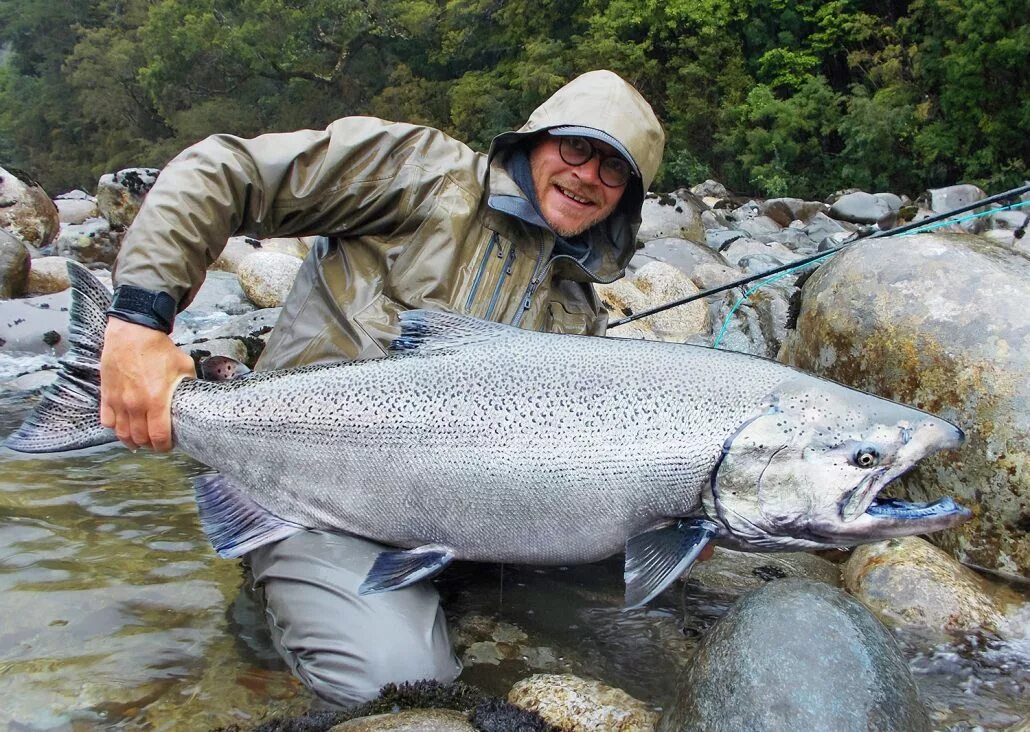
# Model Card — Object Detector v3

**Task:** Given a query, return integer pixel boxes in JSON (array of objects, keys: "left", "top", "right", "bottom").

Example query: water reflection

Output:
[{"left": 0, "top": 440, "right": 308, "bottom": 729}]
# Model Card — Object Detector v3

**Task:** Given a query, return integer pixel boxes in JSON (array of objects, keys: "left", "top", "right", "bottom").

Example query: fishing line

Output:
[{"left": 710, "top": 197, "right": 1029, "bottom": 348}]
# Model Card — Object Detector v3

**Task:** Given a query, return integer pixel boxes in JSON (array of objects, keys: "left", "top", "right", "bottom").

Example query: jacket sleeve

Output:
[{"left": 113, "top": 117, "right": 445, "bottom": 305}]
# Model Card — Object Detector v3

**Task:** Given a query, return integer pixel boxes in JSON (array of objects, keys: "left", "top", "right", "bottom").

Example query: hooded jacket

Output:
[{"left": 113, "top": 70, "right": 665, "bottom": 370}]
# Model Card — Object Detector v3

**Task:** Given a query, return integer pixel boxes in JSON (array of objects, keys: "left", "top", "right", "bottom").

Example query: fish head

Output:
[{"left": 704, "top": 375, "right": 970, "bottom": 551}]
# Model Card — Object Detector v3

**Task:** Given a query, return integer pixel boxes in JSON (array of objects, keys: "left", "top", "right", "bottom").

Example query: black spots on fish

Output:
[
  {"left": 42, "top": 330, "right": 61, "bottom": 347},
  {"left": 753, "top": 565, "right": 788, "bottom": 581}
]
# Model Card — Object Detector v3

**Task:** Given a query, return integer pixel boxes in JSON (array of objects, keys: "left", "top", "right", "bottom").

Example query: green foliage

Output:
[{"left": 0, "top": 0, "right": 1025, "bottom": 197}]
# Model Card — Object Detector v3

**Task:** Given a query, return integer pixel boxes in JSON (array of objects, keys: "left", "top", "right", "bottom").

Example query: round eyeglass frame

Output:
[{"left": 556, "top": 136, "right": 634, "bottom": 188}]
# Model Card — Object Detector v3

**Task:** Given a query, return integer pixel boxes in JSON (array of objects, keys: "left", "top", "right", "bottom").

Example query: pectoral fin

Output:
[
  {"left": 194, "top": 473, "right": 304, "bottom": 558},
  {"left": 624, "top": 518, "right": 720, "bottom": 609},
  {"left": 358, "top": 544, "right": 456, "bottom": 595}
]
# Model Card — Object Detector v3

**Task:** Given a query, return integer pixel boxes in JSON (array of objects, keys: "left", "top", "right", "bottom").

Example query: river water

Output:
[{"left": 0, "top": 369, "right": 1027, "bottom": 730}]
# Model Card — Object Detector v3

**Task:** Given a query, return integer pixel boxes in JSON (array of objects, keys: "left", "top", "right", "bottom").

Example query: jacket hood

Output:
[{"left": 487, "top": 70, "right": 665, "bottom": 283}]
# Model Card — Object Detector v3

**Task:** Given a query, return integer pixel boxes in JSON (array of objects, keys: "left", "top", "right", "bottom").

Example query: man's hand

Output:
[{"left": 100, "top": 318, "right": 195, "bottom": 452}]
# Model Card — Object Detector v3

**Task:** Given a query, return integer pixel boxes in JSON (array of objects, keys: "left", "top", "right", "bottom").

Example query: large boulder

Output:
[
  {"left": 637, "top": 193, "right": 706, "bottom": 244},
  {"left": 843, "top": 537, "right": 1025, "bottom": 636},
  {"left": 0, "top": 228, "right": 30, "bottom": 298},
  {"left": 0, "top": 166, "right": 60, "bottom": 248},
  {"left": 660, "top": 579, "right": 930, "bottom": 731},
  {"left": 779, "top": 233, "right": 1030, "bottom": 576},
  {"left": 921, "top": 184, "right": 988, "bottom": 233},
  {"left": 95, "top": 168, "right": 160, "bottom": 229}
]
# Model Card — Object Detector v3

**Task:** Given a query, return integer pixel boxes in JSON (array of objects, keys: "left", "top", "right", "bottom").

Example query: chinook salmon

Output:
[{"left": 6, "top": 262, "right": 971, "bottom": 607}]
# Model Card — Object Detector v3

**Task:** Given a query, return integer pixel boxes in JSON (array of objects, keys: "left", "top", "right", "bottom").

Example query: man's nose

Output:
[{"left": 572, "top": 156, "right": 603, "bottom": 185}]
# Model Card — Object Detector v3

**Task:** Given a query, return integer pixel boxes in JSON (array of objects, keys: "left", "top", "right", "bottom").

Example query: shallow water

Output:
[{"left": 1, "top": 385, "right": 1027, "bottom": 730}]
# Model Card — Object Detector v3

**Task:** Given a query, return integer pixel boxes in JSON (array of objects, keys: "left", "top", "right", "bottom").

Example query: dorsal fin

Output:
[{"left": 389, "top": 309, "right": 516, "bottom": 355}]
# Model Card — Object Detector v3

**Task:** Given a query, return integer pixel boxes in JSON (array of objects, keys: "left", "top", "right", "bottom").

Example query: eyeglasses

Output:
[{"left": 557, "top": 136, "right": 634, "bottom": 188}]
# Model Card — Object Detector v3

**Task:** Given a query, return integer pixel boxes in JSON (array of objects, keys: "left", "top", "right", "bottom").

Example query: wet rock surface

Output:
[
  {"left": 660, "top": 579, "right": 931, "bottom": 732},
  {"left": 843, "top": 537, "right": 1025, "bottom": 636},
  {"left": 508, "top": 674, "right": 658, "bottom": 731},
  {"left": 779, "top": 233, "right": 1030, "bottom": 576}
]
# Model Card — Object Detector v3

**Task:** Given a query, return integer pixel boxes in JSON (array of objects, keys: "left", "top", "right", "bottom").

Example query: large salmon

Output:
[{"left": 6, "top": 262, "right": 970, "bottom": 606}]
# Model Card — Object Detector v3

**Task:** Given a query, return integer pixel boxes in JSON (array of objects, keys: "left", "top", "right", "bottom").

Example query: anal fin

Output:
[
  {"left": 624, "top": 518, "right": 720, "bottom": 609},
  {"left": 358, "top": 544, "right": 456, "bottom": 595},
  {"left": 194, "top": 472, "right": 304, "bottom": 558}
]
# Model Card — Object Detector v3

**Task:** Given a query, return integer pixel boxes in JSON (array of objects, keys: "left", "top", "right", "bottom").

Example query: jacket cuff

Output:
[{"left": 106, "top": 285, "right": 178, "bottom": 334}]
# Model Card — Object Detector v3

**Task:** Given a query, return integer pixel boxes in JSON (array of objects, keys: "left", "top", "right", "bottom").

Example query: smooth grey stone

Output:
[
  {"left": 660, "top": 579, "right": 930, "bottom": 732},
  {"left": 829, "top": 191, "right": 893, "bottom": 225}
]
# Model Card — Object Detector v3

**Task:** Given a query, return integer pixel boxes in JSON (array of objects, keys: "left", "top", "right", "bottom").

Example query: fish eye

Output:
[{"left": 852, "top": 446, "right": 880, "bottom": 468}]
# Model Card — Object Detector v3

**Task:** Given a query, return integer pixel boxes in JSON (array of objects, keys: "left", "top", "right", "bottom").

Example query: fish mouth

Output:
[{"left": 828, "top": 480, "right": 971, "bottom": 541}]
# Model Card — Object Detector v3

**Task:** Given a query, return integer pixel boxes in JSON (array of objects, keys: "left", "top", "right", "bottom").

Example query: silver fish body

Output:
[{"left": 6, "top": 263, "right": 971, "bottom": 606}]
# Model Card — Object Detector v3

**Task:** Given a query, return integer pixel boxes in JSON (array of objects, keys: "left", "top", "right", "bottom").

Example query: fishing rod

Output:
[{"left": 607, "top": 183, "right": 1030, "bottom": 329}]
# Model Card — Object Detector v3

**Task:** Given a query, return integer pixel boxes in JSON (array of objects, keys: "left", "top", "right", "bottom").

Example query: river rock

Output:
[
  {"left": 719, "top": 237, "right": 797, "bottom": 270},
  {"left": 50, "top": 218, "right": 121, "bottom": 265},
  {"left": 690, "top": 180, "right": 731, "bottom": 199},
  {"left": 627, "top": 237, "right": 728, "bottom": 277},
  {"left": 843, "top": 537, "right": 1024, "bottom": 635},
  {"left": 26, "top": 256, "right": 74, "bottom": 295},
  {"left": 0, "top": 166, "right": 60, "bottom": 248},
  {"left": 829, "top": 191, "right": 895, "bottom": 225},
  {"left": 96, "top": 168, "right": 160, "bottom": 229},
  {"left": 659, "top": 579, "right": 930, "bottom": 732},
  {"left": 637, "top": 193, "right": 706, "bottom": 244},
  {"left": 210, "top": 236, "right": 261, "bottom": 273},
  {"left": 237, "top": 251, "right": 303, "bottom": 308},
  {"left": 687, "top": 547, "right": 842, "bottom": 598},
  {"left": 764, "top": 198, "right": 828, "bottom": 224},
  {"left": 331, "top": 708, "right": 476, "bottom": 731},
  {"left": 508, "top": 674, "right": 658, "bottom": 732},
  {"left": 922, "top": 184, "right": 988, "bottom": 233},
  {"left": 54, "top": 191, "right": 99, "bottom": 224},
  {"left": 599, "top": 261, "right": 709, "bottom": 342},
  {"left": 779, "top": 233, "right": 1030, "bottom": 576},
  {"left": 1, "top": 228, "right": 30, "bottom": 298}
]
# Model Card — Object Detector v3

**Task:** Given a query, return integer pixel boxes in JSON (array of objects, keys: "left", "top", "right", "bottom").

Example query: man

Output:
[{"left": 100, "top": 69, "right": 665, "bottom": 706}]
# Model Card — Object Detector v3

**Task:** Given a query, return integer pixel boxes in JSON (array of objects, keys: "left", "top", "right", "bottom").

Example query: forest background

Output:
[{"left": 0, "top": 0, "right": 1026, "bottom": 199}]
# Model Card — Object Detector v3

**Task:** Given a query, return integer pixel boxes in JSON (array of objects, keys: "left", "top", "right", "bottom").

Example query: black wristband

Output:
[{"left": 107, "top": 285, "right": 178, "bottom": 334}]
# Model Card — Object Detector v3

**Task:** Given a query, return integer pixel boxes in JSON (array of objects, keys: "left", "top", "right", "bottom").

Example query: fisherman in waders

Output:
[{"left": 99, "top": 70, "right": 670, "bottom": 706}]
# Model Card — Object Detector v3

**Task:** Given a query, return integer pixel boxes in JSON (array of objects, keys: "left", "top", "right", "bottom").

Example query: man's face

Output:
[{"left": 529, "top": 136, "right": 627, "bottom": 237}]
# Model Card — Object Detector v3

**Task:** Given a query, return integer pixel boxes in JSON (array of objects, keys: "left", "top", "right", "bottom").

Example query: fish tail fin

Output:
[
  {"left": 194, "top": 473, "right": 304, "bottom": 557},
  {"left": 5, "top": 261, "right": 118, "bottom": 453}
]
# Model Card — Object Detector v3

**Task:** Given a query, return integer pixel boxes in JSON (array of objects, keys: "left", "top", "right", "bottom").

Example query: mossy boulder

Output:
[{"left": 779, "top": 233, "right": 1030, "bottom": 576}]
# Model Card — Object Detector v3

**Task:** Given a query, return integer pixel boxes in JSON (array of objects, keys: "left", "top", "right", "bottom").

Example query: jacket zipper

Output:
[
  {"left": 485, "top": 243, "right": 517, "bottom": 320},
  {"left": 464, "top": 232, "right": 499, "bottom": 312},
  {"left": 511, "top": 240, "right": 548, "bottom": 327}
]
